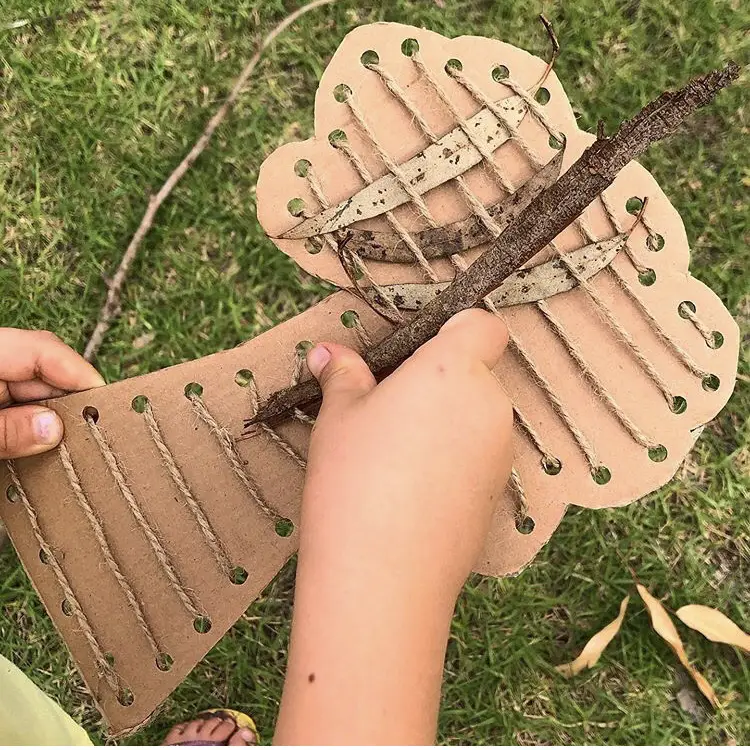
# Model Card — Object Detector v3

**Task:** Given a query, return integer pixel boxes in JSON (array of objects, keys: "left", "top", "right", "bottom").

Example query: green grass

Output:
[{"left": 1, "top": 0, "right": 748, "bottom": 744}]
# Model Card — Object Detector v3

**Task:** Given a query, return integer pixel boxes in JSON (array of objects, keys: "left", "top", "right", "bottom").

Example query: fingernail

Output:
[
  {"left": 33, "top": 410, "right": 63, "bottom": 446},
  {"left": 307, "top": 344, "right": 331, "bottom": 379},
  {"left": 240, "top": 729, "right": 256, "bottom": 742}
]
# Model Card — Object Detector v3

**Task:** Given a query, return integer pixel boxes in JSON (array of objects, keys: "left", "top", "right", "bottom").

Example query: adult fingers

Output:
[
  {"left": 0, "top": 405, "right": 64, "bottom": 459},
  {"left": 0, "top": 328, "right": 104, "bottom": 398}
]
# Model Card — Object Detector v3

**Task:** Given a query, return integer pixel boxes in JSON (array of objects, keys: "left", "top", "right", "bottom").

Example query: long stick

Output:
[
  {"left": 246, "top": 61, "right": 739, "bottom": 428},
  {"left": 83, "top": 0, "right": 339, "bottom": 363}
]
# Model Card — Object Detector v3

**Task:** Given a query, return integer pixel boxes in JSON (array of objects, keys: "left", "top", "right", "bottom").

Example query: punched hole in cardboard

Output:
[
  {"left": 305, "top": 237, "right": 323, "bottom": 255},
  {"left": 329, "top": 130, "right": 350, "bottom": 152},
  {"left": 184, "top": 382, "right": 204, "bottom": 399},
  {"left": 515, "top": 515, "right": 535, "bottom": 535},
  {"left": 333, "top": 83, "right": 352, "bottom": 103},
  {"left": 671, "top": 395, "right": 688, "bottom": 414},
  {"left": 646, "top": 232, "right": 665, "bottom": 251},
  {"left": 592, "top": 466, "right": 612, "bottom": 485},
  {"left": 542, "top": 456, "right": 562, "bottom": 475},
  {"left": 104, "top": 652, "right": 115, "bottom": 667},
  {"left": 235, "top": 370, "right": 254, "bottom": 388},
  {"left": 360, "top": 49, "right": 379, "bottom": 67},
  {"left": 193, "top": 616, "right": 212, "bottom": 634},
  {"left": 296, "top": 340, "right": 313, "bottom": 357},
  {"left": 401, "top": 38, "right": 419, "bottom": 57},
  {"left": 131, "top": 395, "right": 149, "bottom": 414},
  {"left": 535, "top": 87, "right": 550, "bottom": 105},
  {"left": 275, "top": 518, "right": 294, "bottom": 537},
  {"left": 118, "top": 688, "right": 134, "bottom": 707},
  {"left": 445, "top": 58, "right": 463, "bottom": 75},
  {"left": 287, "top": 198, "right": 306, "bottom": 218},
  {"left": 5, "top": 484, "right": 19, "bottom": 503},
  {"left": 638, "top": 268, "right": 656, "bottom": 286},
  {"left": 39, "top": 548, "right": 51, "bottom": 564},
  {"left": 492, "top": 64, "right": 510, "bottom": 82},
  {"left": 82, "top": 405, "right": 99, "bottom": 424},
  {"left": 156, "top": 652, "right": 174, "bottom": 672},
  {"left": 648, "top": 444, "right": 668, "bottom": 463},
  {"left": 678, "top": 300, "right": 696, "bottom": 318},
  {"left": 702, "top": 374, "right": 720, "bottom": 392},
  {"left": 61, "top": 599, "right": 73, "bottom": 616},
  {"left": 626, "top": 196, "right": 644, "bottom": 215},
  {"left": 294, "top": 158, "right": 311, "bottom": 178},
  {"left": 230, "top": 566, "right": 248, "bottom": 585},
  {"left": 340, "top": 310, "right": 360, "bottom": 328}
]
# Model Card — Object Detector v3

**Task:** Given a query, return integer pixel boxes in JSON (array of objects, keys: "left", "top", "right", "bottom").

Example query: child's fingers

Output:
[
  {"left": 307, "top": 342, "right": 377, "bottom": 413},
  {"left": 425, "top": 308, "right": 509, "bottom": 370},
  {"left": 7, "top": 378, "right": 67, "bottom": 403},
  {"left": 0, "top": 405, "right": 64, "bottom": 459},
  {"left": 0, "top": 328, "right": 105, "bottom": 398}
]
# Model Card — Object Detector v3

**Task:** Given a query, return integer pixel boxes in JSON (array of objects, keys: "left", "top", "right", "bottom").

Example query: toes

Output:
[
  {"left": 163, "top": 723, "right": 188, "bottom": 744},
  {"left": 201, "top": 717, "right": 225, "bottom": 737},
  {"left": 209, "top": 718, "right": 237, "bottom": 742},
  {"left": 171, "top": 718, "right": 205, "bottom": 743},
  {"left": 228, "top": 727, "right": 257, "bottom": 746}
]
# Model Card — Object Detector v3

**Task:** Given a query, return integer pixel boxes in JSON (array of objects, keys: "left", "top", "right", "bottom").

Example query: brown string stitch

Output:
[
  {"left": 85, "top": 414, "right": 204, "bottom": 619},
  {"left": 141, "top": 403, "right": 235, "bottom": 577},
  {"left": 6, "top": 460, "right": 124, "bottom": 696},
  {"left": 189, "top": 393, "right": 282, "bottom": 522},
  {"left": 58, "top": 441, "right": 162, "bottom": 659}
]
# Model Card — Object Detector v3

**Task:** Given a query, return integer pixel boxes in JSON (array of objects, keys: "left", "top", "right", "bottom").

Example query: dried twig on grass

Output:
[
  {"left": 83, "top": 0, "right": 339, "bottom": 362},
  {"left": 247, "top": 62, "right": 740, "bottom": 428}
]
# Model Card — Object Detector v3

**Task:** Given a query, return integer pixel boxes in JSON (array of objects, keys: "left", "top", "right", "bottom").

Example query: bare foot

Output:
[{"left": 163, "top": 714, "right": 256, "bottom": 746}]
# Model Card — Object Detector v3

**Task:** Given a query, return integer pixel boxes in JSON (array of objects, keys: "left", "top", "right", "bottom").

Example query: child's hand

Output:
[
  {"left": 277, "top": 309, "right": 512, "bottom": 744},
  {"left": 0, "top": 328, "right": 104, "bottom": 459},
  {"left": 302, "top": 307, "right": 512, "bottom": 605}
]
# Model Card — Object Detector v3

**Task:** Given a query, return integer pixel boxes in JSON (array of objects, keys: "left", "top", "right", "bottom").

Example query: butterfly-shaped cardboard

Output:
[{"left": 0, "top": 22, "right": 739, "bottom": 735}]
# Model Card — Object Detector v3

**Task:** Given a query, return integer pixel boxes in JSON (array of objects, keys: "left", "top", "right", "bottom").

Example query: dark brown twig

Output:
[
  {"left": 534, "top": 14, "right": 561, "bottom": 90},
  {"left": 83, "top": 0, "right": 339, "bottom": 362},
  {"left": 245, "top": 62, "right": 739, "bottom": 429}
]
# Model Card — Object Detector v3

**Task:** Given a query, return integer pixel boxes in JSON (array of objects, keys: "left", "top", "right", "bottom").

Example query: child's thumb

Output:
[{"left": 307, "top": 342, "right": 376, "bottom": 412}]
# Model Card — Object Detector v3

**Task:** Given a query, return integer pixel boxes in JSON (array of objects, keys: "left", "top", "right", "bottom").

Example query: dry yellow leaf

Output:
[
  {"left": 636, "top": 584, "right": 719, "bottom": 707},
  {"left": 676, "top": 604, "right": 750, "bottom": 653},
  {"left": 555, "top": 596, "right": 629, "bottom": 678}
]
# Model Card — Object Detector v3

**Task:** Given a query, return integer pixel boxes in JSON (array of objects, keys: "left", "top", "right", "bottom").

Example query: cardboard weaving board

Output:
[{"left": 0, "top": 22, "right": 740, "bottom": 735}]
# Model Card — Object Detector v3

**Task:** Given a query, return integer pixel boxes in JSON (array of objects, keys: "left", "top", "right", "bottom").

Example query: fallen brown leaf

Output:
[
  {"left": 555, "top": 596, "right": 629, "bottom": 677},
  {"left": 637, "top": 584, "right": 719, "bottom": 707},
  {"left": 676, "top": 604, "right": 750, "bottom": 653}
]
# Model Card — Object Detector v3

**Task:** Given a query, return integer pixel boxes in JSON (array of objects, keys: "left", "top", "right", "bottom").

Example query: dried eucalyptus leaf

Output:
[
  {"left": 340, "top": 153, "right": 562, "bottom": 262},
  {"left": 281, "top": 97, "right": 527, "bottom": 239},
  {"left": 676, "top": 604, "right": 750, "bottom": 653},
  {"left": 637, "top": 584, "right": 719, "bottom": 708},
  {"left": 365, "top": 234, "right": 625, "bottom": 311},
  {"left": 555, "top": 596, "right": 629, "bottom": 678}
]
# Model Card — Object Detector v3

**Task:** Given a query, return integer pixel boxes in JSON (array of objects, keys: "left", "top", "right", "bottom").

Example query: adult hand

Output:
[{"left": 0, "top": 329, "right": 104, "bottom": 459}]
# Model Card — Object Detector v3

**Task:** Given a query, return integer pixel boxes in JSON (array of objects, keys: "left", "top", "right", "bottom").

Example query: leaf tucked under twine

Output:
[
  {"left": 676, "top": 604, "right": 750, "bottom": 653},
  {"left": 636, "top": 584, "right": 719, "bottom": 707},
  {"left": 555, "top": 596, "right": 629, "bottom": 677}
]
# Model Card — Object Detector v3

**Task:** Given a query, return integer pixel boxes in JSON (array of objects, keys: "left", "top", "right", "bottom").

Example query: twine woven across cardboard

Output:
[{"left": 0, "top": 23, "right": 739, "bottom": 735}]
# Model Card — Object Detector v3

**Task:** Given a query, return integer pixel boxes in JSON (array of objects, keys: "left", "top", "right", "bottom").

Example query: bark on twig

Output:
[
  {"left": 83, "top": 0, "right": 339, "bottom": 363},
  {"left": 246, "top": 61, "right": 739, "bottom": 429}
]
